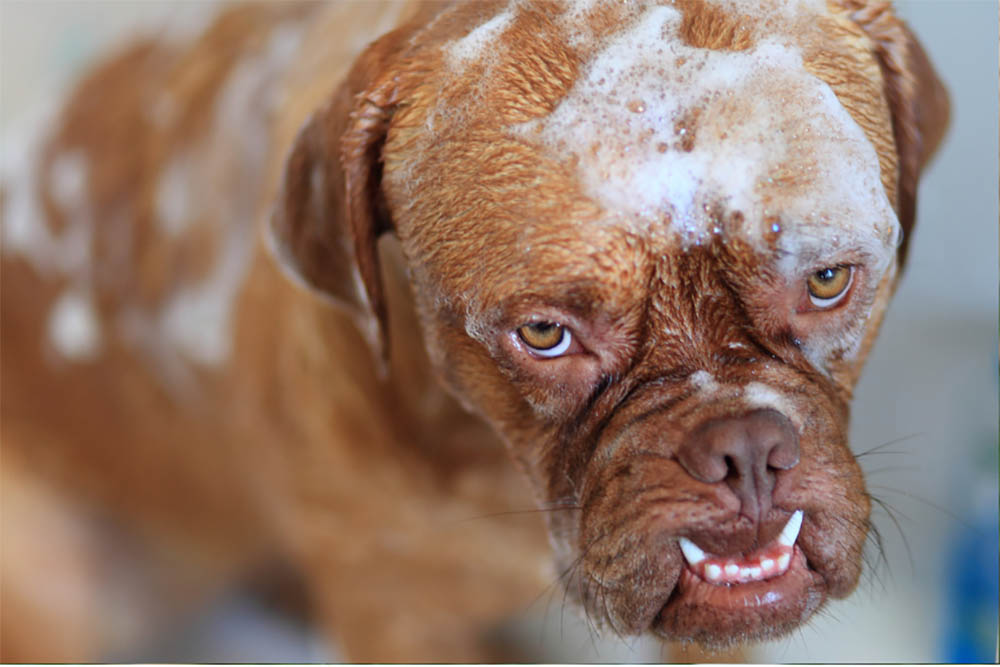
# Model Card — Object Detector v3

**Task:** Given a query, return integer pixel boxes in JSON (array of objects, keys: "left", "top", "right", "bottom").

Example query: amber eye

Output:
[
  {"left": 517, "top": 322, "right": 571, "bottom": 357},
  {"left": 807, "top": 266, "right": 853, "bottom": 308}
]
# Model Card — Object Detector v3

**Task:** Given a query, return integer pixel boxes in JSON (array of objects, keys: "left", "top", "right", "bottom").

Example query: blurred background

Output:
[{"left": 2, "top": 0, "right": 997, "bottom": 662}]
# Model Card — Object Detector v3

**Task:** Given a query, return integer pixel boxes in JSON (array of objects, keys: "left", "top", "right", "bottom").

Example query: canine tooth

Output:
[
  {"left": 706, "top": 564, "right": 722, "bottom": 581},
  {"left": 778, "top": 509, "right": 803, "bottom": 547},
  {"left": 724, "top": 563, "right": 739, "bottom": 577},
  {"left": 678, "top": 537, "right": 706, "bottom": 565},
  {"left": 777, "top": 553, "right": 791, "bottom": 571}
]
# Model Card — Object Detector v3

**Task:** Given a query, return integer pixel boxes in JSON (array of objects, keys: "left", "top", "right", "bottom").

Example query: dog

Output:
[{"left": 0, "top": 0, "right": 948, "bottom": 661}]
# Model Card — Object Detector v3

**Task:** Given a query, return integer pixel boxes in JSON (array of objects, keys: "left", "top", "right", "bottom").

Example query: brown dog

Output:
[{"left": 0, "top": 0, "right": 948, "bottom": 661}]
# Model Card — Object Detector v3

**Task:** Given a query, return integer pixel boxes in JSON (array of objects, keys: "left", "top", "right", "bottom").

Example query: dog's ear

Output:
[
  {"left": 844, "top": 2, "right": 950, "bottom": 267},
  {"left": 268, "top": 27, "right": 413, "bottom": 367}
]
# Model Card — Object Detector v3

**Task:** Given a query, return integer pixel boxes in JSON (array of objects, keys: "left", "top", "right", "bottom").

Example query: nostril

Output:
[
  {"left": 690, "top": 453, "right": 728, "bottom": 484},
  {"left": 758, "top": 413, "right": 800, "bottom": 471},
  {"left": 767, "top": 442, "right": 800, "bottom": 470}
]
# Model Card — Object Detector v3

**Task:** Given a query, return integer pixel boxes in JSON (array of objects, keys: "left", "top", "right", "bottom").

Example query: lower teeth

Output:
[{"left": 694, "top": 545, "right": 793, "bottom": 584}]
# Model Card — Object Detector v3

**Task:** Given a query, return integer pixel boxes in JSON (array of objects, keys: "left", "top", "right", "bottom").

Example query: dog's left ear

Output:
[
  {"left": 843, "top": 2, "right": 950, "bottom": 267},
  {"left": 268, "top": 25, "right": 416, "bottom": 368}
]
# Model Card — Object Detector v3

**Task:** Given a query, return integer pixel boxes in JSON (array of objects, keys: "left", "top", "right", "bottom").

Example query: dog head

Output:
[{"left": 270, "top": 0, "right": 948, "bottom": 646}]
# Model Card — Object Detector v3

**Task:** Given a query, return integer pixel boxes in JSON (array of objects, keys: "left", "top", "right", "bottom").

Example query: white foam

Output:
[
  {"left": 155, "top": 1, "right": 222, "bottom": 46},
  {"left": 2, "top": 12, "right": 308, "bottom": 377},
  {"left": 689, "top": 370, "right": 718, "bottom": 392},
  {"left": 159, "top": 222, "right": 254, "bottom": 366},
  {"left": 48, "top": 288, "right": 102, "bottom": 361},
  {"left": 49, "top": 150, "right": 89, "bottom": 213},
  {"left": 511, "top": 2, "right": 898, "bottom": 271},
  {"left": 147, "top": 20, "right": 304, "bottom": 369},
  {"left": 743, "top": 382, "right": 800, "bottom": 428},
  {"left": 155, "top": 152, "right": 195, "bottom": 237},
  {"left": 446, "top": 8, "right": 515, "bottom": 67},
  {"left": 98, "top": 20, "right": 304, "bottom": 376},
  {"left": 1, "top": 113, "right": 95, "bottom": 279},
  {"left": 261, "top": 23, "right": 305, "bottom": 112},
  {"left": 2, "top": 110, "right": 53, "bottom": 263},
  {"left": 704, "top": 0, "right": 825, "bottom": 22}
]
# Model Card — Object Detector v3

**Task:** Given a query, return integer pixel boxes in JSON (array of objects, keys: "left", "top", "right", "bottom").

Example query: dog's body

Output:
[{"left": 1, "top": 0, "right": 947, "bottom": 661}]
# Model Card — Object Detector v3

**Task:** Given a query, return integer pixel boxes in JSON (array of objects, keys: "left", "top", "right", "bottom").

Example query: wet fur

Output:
[{"left": 1, "top": 0, "right": 947, "bottom": 661}]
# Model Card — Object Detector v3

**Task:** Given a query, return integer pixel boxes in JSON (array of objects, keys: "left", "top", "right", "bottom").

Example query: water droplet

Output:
[{"left": 627, "top": 99, "right": 646, "bottom": 113}]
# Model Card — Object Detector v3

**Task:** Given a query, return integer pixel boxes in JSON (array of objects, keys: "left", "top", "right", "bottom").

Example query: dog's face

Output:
[{"left": 271, "top": 0, "right": 948, "bottom": 646}]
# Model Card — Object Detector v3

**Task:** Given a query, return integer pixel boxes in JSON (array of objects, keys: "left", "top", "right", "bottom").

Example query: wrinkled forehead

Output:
[{"left": 431, "top": 0, "right": 899, "bottom": 274}]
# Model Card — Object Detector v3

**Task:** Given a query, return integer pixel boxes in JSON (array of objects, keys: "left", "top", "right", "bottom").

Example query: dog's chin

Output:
[
  {"left": 565, "top": 525, "right": 852, "bottom": 647},
  {"left": 654, "top": 547, "right": 826, "bottom": 646}
]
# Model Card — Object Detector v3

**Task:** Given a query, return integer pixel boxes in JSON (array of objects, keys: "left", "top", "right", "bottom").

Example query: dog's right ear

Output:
[
  {"left": 268, "top": 26, "right": 414, "bottom": 366},
  {"left": 841, "top": 2, "right": 950, "bottom": 268}
]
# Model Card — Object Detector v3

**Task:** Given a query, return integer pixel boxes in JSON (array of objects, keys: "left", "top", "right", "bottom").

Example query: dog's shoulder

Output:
[{"left": 1, "top": 2, "right": 416, "bottom": 381}]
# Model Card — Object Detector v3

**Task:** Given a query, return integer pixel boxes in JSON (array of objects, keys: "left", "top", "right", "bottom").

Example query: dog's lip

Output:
[
  {"left": 650, "top": 510, "right": 826, "bottom": 640},
  {"left": 654, "top": 546, "right": 826, "bottom": 639}
]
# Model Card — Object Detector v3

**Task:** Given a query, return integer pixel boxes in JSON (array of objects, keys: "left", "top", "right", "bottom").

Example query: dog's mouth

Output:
[
  {"left": 678, "top": 510, "right": 802, "bottom": 585},
  {"left": 654, "top": 510, "right": 827, "bottom": 644}
]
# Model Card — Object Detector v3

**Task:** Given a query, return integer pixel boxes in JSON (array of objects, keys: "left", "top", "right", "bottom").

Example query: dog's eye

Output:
[
  {"left": 806, "top": 266, "right": 853, "bottom": 308},
  {"left": 517, "top": 322, "right": 572, "bottom": 357}
]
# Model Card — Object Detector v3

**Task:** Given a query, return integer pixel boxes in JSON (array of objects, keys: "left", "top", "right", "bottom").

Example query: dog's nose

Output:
[{"left": 678, "top": 409, "right": 800, "bottom": 522}]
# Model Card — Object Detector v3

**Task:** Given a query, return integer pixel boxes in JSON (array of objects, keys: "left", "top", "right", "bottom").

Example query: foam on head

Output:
[
  {"left": 446, "top": 8, "right": 516, "bottom": 67},
  {"left": 502, "top": 1, "right": 899, "bottom": 274}
]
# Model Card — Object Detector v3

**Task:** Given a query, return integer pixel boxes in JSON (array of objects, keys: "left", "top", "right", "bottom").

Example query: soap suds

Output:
[
  {"left": 150, "top": 19, "right": 307, "bottom": 382},
  {"left": 1, "top": 114, "right": 94, "bottom": 279},
  {"left": 48, "top": 288, "right": 102, "bottom": 361},
  {"left": 446, "top": 9, "right": 515, "bottom": 67},
  {"left": 743, "top": 382, "right": 800, "bottom": 429},
  {"left": 155, "top": 152, "right": 195, "bottom": 237},
  {"left": 510, "top": 1, "right": 898, "bottom": 275},
  {"left": 134, "top": 20, "right": 305, "bottom": 372},
  {"left": 4, "top": 18, "right": 305, "bottom": 377},
  {"left": 690, "top": 370, "right": 718, "bottom": 392},
  {"left": 49, "top": 150, "right": 90, "bottom": 214}
]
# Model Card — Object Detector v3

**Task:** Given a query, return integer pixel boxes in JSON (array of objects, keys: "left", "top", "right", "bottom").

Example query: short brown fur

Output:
[{"left": 1, "top": 1, "right": 947, "bottom": 661}]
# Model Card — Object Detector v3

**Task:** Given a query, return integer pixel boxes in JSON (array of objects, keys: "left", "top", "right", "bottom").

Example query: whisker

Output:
[
  {"left": 858, "top": 546, "right": 881, "bottom": 593},
  {"left": 853, "top": 432, "right": 925, "bottom": 459},
  {"left": 546, "top": 529, "right": 615, "bottom": 649},
  {"left": 869, "top": 485, "right": 975, "bottom": 531},
  {"left": 869, "top": 493, "right": 915, "bottom": 574},
  {"left": 813, "top": 603, "right": 844, "bottom": 627},
  {"left": 527, "top": 529, "right": 611, "bottom": 643},
  {"left": 454, "top": 504, "right": 582, "bottom": 524},
  {"left": 865, "top": 520, "right": 891, "bottom": 590},
  {"left": 598, "top": 584, "right": 624, "bottom": 645},
  {"left": 857, "top": 449, "right": 908, "bottom": 459},
  {"left": 576, "top": 576, "right": 601, "bottom": 656},
  {"left": 596, "top": 555, "right": 628, "bottom": 645},
  {"left": 863, "top": 464, "right": 921, "bottom": 477},
  {"left": 828, "top": 511, "right": 891, "bottom": 593}
]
